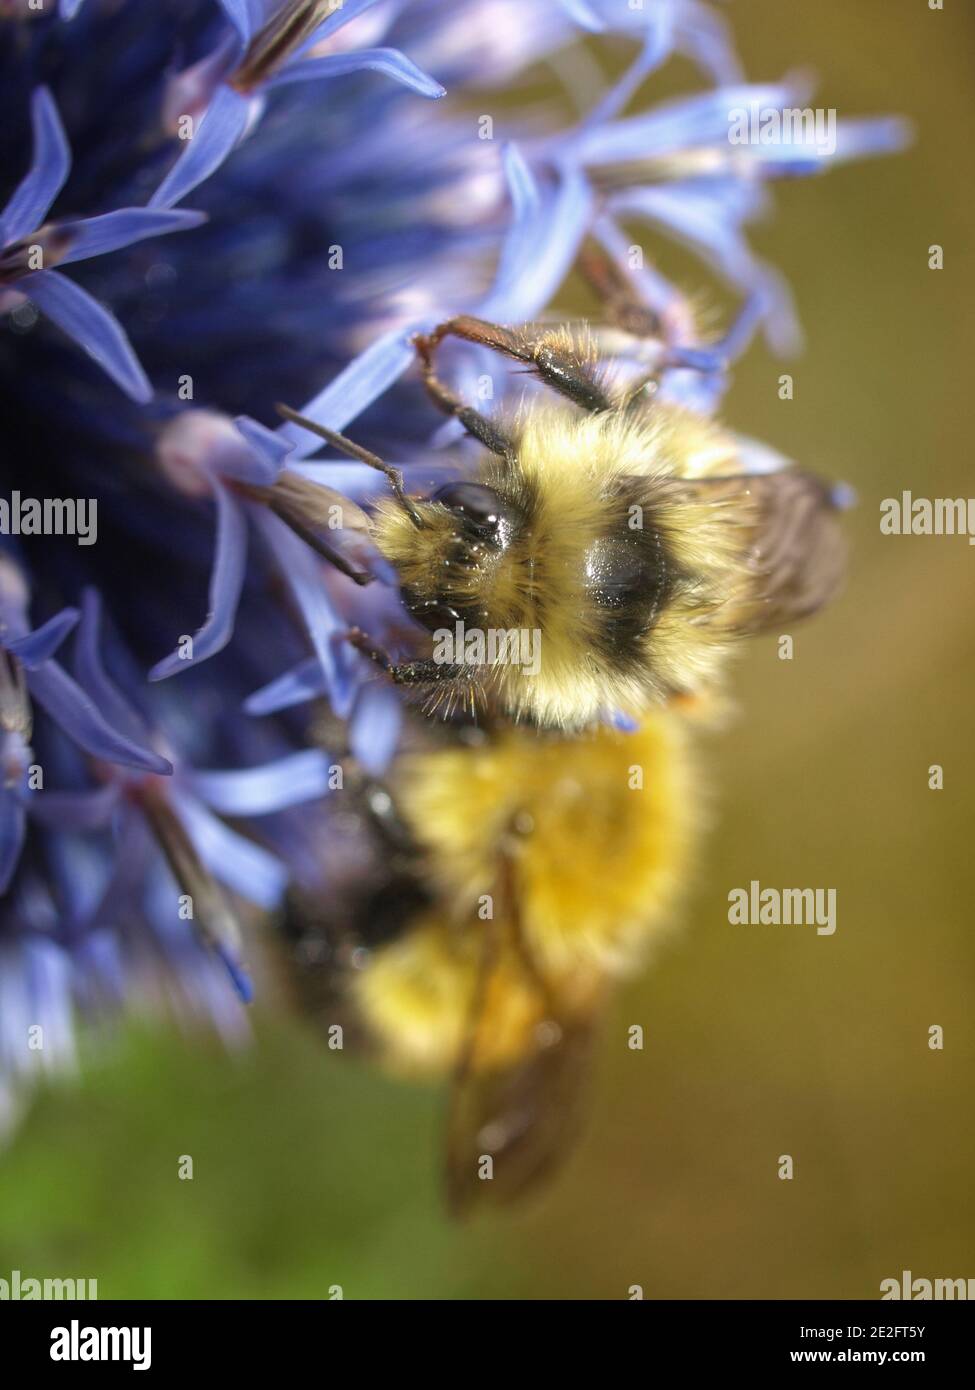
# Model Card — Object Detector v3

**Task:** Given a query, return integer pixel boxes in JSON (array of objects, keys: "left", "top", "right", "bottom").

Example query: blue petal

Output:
[
  {"left": 216, "top": 0, "right": 262, "bottom": 43},
  {"left": 605, "top": 709, "right": 639, "bottom": 733},
  {"left": 577, "top": 25, "right": 674, "bottom": 133},
  {"left": 330, "top": 639, "right": 367, "bottom": 722},
  {"left": 148, "top": 85, "right": 253, "bottom": 210},
  {"left": 5, "top": 606, "right": 78, "bottom": 668},
  {"left": 21, "top": 270, "right": 152, "bottom": 402},
  {"left": 674, "top": 2, "right": 743, "bottom": 86},
  {"left": 558, "top": 0, "right": 606, "bottom": 32},
  {"left": 349, "top": 682, "right": 403, "bottom": 776},
  {"left": 709, "top": 290, "right": 765, "bottom": 364},
  {"left": 663, "top": 345, "right": 725, "bottom": 374},
  {"left": 479, "top": 142, "right": 538, "bottom": 313},
  {"left": 287, "top": 461, "right": 382, "bottom": 496},
  {"left": 244, "top": 657, "right": 327, "bottom": 716},
  {"left": 28, "top": 785, "right": 122, "bottom": 832},
  {"left": 139, "top": 850, "right": 253, "bottom": 1005},
  {"left": 80, "top": 811, "right": 153, "bottom": 926},
  {"left": 19, "top": 937, "right": 75, "bottom": 1066},
  {"left": 0, "top": 88, "right": 70, "bottom": 247},
  {"left": 212, "top": 942, "right": 254, "bottom": 1005},
  {"left": 272, "top": 49, "right": 445, "bottom": 100},
  {"left": 46, "top": 833, "right": 111, "bottom": 923},
  {"left": 149, "top": 482, "right": 248, "bottom": 680},
  {"left": 593, "top": 213, "right": 687, "bottom": 324},
  {"left": 27, "top": 661, "right": 172, "bottom": 775},
  {"left": 75, "top": 589, "right": 155, "bottom": 745},
  {"left": 299, "top": 0, "right": 386, "bottom": 49},
  {"left": 173, "top": 793, "right": 289, "bottom": 909},
  {"left": 282, "top": 326, "right": 417, "bottom": 457},
  {"left": 829, "top": 117, "right": 912, "bottom": 163},
  {"left": 187, "top": 749, "right": 334, "bottom": 815},
  {"left": 60, "top": 0, "right": 86, "bottom": 16},
  {"left": 570, "top": 81, "right": 804, "bottom": 164},
  {"left": 610, "top": 184, "right": 801, "bottom": 353},
  {"left": 250, "top": 507, "right": 341, "bottom": 696},
  {"left": 74, "top": 930, "right": 126, "bottom": 1003},
  {"left": 480, "top": 160, "right": 592, "bottom": 321},
  {"left": 500, "top": 141, "right": 541, "bottom": 221},
  {"left": 731, "top": 117, "right": 912, "bottom": 177},
  {"left": 0, "top": 792, "right": 26, "bottom": 895},
  {"left": 232, "top": 414, "right": 293, "bottom": 481},
  {"left": 57, "top": 208, "right": 207, "bottom": 266}
]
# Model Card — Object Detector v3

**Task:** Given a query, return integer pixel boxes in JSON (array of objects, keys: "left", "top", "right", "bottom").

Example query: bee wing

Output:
[
  {"left": 673, "top": 467, "right": 848, "bottom": 632},
  {"left": 444, "top": 858, "right": 602, "bottom": 1216},
  {"left": 732, "top": 468, "right": 848, "bottom": 630},
  {"left": 444, "top": 993, "right": 597, "bottom": 1216}
]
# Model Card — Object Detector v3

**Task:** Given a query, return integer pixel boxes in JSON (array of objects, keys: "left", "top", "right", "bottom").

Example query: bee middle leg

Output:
[
  {"left": 346, "top": 628, "right": 464, "bottom": 687},
  {"left": 415, "top": 315, "right": 613, "bottom": 415},
  {"left": 577, "top": 240, "right": 664, "bottom": 343},
  {"left": 579, "top": 239, "right": 733, "bottom": 385},
  {"left": 413, "top": 333, "right": 516, "bottom": 458}
]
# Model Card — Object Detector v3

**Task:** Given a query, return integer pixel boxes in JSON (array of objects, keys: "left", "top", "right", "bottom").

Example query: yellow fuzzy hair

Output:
[
  {"left": 352, "top": 917, "right": 600, "bottom": 1076},
  {"left": 372, "top": 390, "right": 762, "bottom": 729},
  {"left": 353, "top": 711, "right": 698, "bottom": 1075}
]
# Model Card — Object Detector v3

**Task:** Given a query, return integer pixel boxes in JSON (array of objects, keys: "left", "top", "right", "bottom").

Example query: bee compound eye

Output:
[{"left": 430, "top": 481, "right": 508, "bottom": 530}]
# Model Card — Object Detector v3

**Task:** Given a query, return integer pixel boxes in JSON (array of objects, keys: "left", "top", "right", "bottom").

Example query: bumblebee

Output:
[
  {"left": 278, "top": 244, "right": 846, "bottom": 730},
  {"left": 279, "top": 707, "right": 699, "bottom": 1213},
  {"left": 273, "top": 248, "right": 846, "bottom": 1209}
]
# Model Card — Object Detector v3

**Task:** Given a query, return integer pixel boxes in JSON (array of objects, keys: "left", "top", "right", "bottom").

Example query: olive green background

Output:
[{"left": 2, "top": 0, "right": 972, "bottom": 1299}]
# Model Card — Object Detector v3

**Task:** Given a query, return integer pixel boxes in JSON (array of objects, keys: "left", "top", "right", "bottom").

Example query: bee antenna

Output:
[{"left": 275, "top": 403, "right": 425, "bottom": 530}]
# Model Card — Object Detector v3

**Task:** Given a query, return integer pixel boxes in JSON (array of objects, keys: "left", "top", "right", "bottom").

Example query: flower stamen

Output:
[
  {"left": 0, "top": 648, "right": 31, "bottom": 740},
  {"left": 232, "top": 1, "right": 339, "bottom": 92},
  {"left": 139, "top": 786, "right": 252, "bottom": 1002}
]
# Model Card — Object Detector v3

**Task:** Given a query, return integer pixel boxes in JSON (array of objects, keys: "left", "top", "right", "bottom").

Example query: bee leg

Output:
[
  {"left": 276, "top": 403, "right": 426, "bottom": 531},
  {"left": 345, "top": 628, "right": 464, "bottom": 687},
  {"left": 579, "top": 239, "right": 739, "bottom": 385},
  {"left": 345, "top": 626, "right": 393, "bottom": 670},
  {"left": 387, "top": 660, "right": 466, "bottom": 686},
  {"left": 415, "top": 316, "right": 613, "bottom": 414},
  {"left": 413, "top": 336, "right": 515, "bottom": 458},
  {"left": 577, "top": 240, "right": 663, "bottom": 342}
]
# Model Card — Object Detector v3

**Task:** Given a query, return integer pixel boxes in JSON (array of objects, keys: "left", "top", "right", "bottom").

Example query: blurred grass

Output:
[{"left": 2, "top": 0, "right": 973, "bottom": 1299}]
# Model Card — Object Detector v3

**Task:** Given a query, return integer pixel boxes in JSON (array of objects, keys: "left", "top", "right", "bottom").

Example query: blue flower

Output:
[
  {"left": 149, "top": 0, "right": 446, "bottom": 210},
  {"left": 0, "top": 549, "right": 173, "bottom": 893},
  {"left": 0, "top": 88, "right": 205, "bottom": 399},
  {"left": 28, "top": 589, "right": 338, "bottom": 1000}
]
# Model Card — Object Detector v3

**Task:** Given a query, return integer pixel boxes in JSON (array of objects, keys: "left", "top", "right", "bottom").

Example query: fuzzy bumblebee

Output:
[
  {"left": 281, "top": 306, "right": 846, "bottom": 730},
  {"left": 281, "top": 710, "right": 699, "bottom": 1212},
  {"left": 273, "top": 260, "right": 848, "bottom": 1209}
]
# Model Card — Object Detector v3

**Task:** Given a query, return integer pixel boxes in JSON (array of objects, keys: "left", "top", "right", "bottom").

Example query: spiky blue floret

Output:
[{"left": 0, "top": 87, "right": 205, "bottom": 399}]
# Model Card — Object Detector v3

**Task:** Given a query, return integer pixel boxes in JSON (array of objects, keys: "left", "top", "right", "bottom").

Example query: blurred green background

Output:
[{"left": 2, "top": 0, "right": 973, "bottom": 1299}]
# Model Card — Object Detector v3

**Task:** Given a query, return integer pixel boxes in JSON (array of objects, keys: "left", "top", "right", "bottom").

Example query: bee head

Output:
[
  {"left": 372, "top": 478, "right": 525, "bottom": 632},
  {"left": 429, "top": 481, "right": 523, "bottom": 548}
]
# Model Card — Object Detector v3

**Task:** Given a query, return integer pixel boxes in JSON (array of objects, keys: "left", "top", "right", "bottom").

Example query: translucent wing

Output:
[
  {"left": 443, "top": 851, "right": 603, "bottom": 1216},
  {"left": 655, "top": 466, "right": 848, "bottom": 632},
  {"left": 709, "top": 468, "right": 847, "bottom": 630}
]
